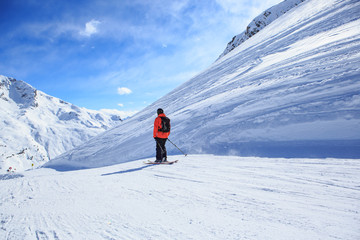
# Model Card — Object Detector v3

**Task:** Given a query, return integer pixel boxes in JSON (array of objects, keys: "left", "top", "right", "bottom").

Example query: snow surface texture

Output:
[
  {"left": 218, "top": 0, "right": 306, "bottom": 59},
  {"left": 45, "top": 0, "right": 360, "bottom": 171},
  {"left": 0, "top": 76, "right": 122, "bottom": 172},
  {"left": 1, "top": 155, "right": 360, "bottom": 239}
]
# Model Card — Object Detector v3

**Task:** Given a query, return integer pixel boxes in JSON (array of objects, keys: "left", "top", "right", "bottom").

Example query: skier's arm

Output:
[{"left": 153, "top": 117, "right": 160, "bottom": 138}]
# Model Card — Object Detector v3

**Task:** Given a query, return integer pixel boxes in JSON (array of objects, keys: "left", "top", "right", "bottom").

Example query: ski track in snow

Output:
[{"left": 1, "top": 155, "right": 359, "bottom": 240}]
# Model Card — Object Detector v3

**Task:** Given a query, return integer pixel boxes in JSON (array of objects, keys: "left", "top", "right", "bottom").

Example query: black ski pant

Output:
[{"left": 155, "top": 138, "right": 167, "bottom": 161}]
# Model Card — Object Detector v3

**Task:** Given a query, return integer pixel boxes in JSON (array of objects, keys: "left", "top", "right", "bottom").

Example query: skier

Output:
[{"left": 153, "top": 108, "right": 170, "bottom": 163}]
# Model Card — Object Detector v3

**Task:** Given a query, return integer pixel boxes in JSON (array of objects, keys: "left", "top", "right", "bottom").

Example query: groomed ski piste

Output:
[{"left": 1, "top": 155, "right": 359, "bottom": 240}]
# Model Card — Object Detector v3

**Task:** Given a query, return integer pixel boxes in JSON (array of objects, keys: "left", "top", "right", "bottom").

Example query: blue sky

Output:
[{"left": 0, "top": 0, "right": 282, "bottom": 118}]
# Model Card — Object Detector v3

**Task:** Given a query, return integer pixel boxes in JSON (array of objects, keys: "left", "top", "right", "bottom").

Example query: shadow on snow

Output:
[{"left": 101, "top": 165, "right": 153, "bottom": 176}]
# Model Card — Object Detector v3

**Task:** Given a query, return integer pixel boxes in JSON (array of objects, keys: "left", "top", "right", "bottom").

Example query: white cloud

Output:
[
  {"left": 118, "top": 103, "right": 124, "bottom": 107},
  {"left": 117, "top": 87, "right": 132, "bottom": 95},
  {"left": 80, "top": 19, "right": 101, "bottom": 37}
]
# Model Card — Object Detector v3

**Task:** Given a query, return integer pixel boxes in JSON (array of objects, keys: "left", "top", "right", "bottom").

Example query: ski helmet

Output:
[{"left": 157, "top": 108, "right": 164, "bottom": 115}]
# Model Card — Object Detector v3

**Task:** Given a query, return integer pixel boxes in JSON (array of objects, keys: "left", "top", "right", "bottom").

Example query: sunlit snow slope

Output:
[
  {"left": 2, "top": 155, "right": 360, "bottom": 239},
  {"left": 46, "top": 0, "right": 360, "bottom": 170}
]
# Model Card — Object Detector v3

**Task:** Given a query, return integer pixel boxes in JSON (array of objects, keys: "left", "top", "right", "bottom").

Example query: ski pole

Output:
[{"left": 167, "top": 138, "right": 187, "bottom": 156}]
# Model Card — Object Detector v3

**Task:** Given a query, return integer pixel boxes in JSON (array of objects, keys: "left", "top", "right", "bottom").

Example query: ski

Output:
[{"left": 144, "top": 160, "right": 178, "bottom": 165}]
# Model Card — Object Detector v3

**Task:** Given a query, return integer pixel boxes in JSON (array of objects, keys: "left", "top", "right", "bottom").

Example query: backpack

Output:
[{"left": 159, "top": 117, "right": 171, "bottom": 132}]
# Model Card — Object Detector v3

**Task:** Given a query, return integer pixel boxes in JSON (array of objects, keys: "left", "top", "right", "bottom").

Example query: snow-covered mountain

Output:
[
  {"left": 45, "top": 0, "right": 360, "bottom": 171},
  {"left": 218, "top": 0, "right": 306, "bottom": 59},
  {"left": 0, "top": 76, "right": 122, "bottom": 172},
  {"left": 1, "top": 1, "right": 359, "bottom": 239}
]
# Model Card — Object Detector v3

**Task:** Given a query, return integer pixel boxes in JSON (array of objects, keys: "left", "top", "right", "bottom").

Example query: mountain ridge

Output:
[
  {"left": 218, "top": 0, "right": 306, "bottom": 60},
  {"left": 0, "top": 75, "right": 122, "bottom": 172}
]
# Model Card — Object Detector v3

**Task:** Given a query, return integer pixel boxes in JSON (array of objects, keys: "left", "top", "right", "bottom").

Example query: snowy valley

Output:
[{"left": 1, "top": 0, "right": 360, "bottom": 239}]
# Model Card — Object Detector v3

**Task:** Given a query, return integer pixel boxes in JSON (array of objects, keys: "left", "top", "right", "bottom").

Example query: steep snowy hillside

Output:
[
  {"left": 46, "top": 0, "right": 360, "bottom": 171},
  {"left": 218, "top": 0, "right": 305, "bottom": 59},
  {"left": 0, "top": 76, "right": 122, "bottom": 172}
]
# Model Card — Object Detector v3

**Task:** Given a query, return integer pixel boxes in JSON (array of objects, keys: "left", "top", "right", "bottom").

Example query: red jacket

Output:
[{"left": 153, "top": 113, "right": 170, "bottom": 138}]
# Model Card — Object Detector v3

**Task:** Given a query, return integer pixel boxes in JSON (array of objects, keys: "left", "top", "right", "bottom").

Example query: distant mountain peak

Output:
[
  {"left": 1, "top": 76, "right": 39, "bottom": 108},
  {"left": 0, "top": 75, "right": 122, "bottom": 172}
]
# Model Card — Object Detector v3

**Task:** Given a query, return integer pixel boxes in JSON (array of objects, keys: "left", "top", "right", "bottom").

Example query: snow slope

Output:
[
  {"left": 45, "top": 0, "right": 360, "bottom": 171},
  {"left": 0, "top": 76, "right": 122, "bottom": 172},
  {"left": 1, "top": 155, "right": 359, "bottom": 239},
  {"left": 218, "top": 0, "right": 306, "bottom": 59}
]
